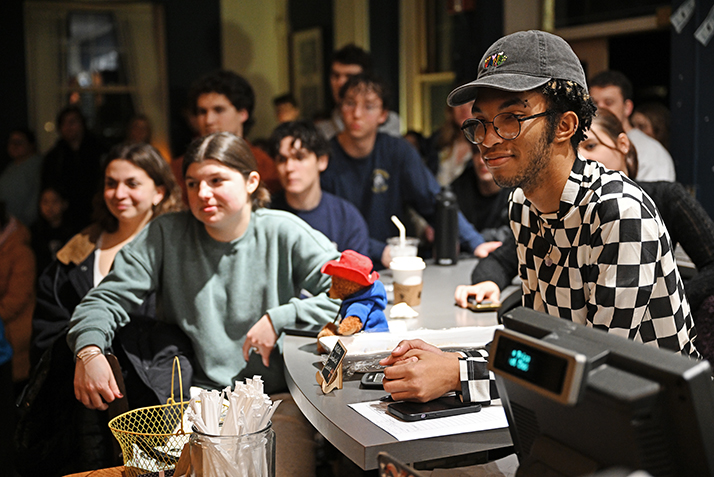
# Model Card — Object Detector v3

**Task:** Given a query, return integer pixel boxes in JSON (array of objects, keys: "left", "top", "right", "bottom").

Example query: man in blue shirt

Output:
[
  {"left": 269, "top": 120, "right": 370, "bottom": 257},
  {"left": 321, "top": 74, "right": 501, "bottom": 268}
]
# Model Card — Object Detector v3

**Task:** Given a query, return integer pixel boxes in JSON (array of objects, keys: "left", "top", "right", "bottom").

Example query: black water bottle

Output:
[{"left": 434, "top": 186, "right": 459, "bottom": 265}]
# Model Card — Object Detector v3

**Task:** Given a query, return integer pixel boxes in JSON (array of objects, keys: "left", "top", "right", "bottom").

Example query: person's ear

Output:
[
  {"left": 378, "top": 108, "right": 389, "bottom": 126},
  {"left": 246, "top": 171, "right": 260, "bottom": 194},
  {"left": 237, "top": 108, "right": 250, "bottom": 125},
  {"left": 153, "top": 186, "right": 166, "bottom": 207},
  {"left": 624, "top": 99, "right": 634, "bottom": 118},
  {"left": 616, "top": 132, "right": 630, "bottom": 155},
  {"left": 553, "top": 111, "right": 579, "bottom": 144},
  {"left": 317, "top": 154, "right": 328, "bottom": 173}
]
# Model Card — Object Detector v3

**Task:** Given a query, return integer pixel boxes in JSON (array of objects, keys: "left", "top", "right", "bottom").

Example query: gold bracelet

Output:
[{"left": 77, "top": 347, "right": 103, "bottom": 365}]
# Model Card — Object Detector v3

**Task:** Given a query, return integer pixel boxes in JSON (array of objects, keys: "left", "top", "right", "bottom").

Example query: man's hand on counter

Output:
[{"left": 379, "top": 339, "right": 461, "bottom": 403}]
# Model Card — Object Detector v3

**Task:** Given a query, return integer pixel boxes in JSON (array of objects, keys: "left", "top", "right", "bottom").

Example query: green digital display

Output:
[{"left": 493, "top": 335, "right": 568, "bottom": 395}]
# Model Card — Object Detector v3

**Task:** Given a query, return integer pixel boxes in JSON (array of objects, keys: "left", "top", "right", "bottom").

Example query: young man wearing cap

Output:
[
  {"left": 379, "top": 30, "right": 698, "bottom": 404},
  {"left": 315, "top": 44, "right": 402, "bottom": 140},
  {"left": 589, "top": 70, "right": 675, "bottom": 182},
  {"left": 321, "top": 73, "right": 501, "bottom": 269},
  {"left": 170, "top": 70, "right": 281, "bottom": 199},
  {"left": 268, "top": 120, "right": 370, "bottom": 257}
]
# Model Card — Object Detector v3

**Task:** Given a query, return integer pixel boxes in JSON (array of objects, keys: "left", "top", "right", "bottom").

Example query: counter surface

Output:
[{"left": 283, "top": 257, "right": 515, "bottom": 470}]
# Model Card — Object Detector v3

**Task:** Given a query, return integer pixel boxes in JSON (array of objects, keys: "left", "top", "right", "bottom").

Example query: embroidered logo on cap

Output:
[{"left": 484, "top": 52, "right": 507, "bottom": 69}]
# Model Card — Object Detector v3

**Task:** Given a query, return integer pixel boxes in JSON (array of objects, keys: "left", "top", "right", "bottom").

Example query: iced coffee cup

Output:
[
  {"left": 389, "top": 256, "right": 426, "bottom": 306},
  {"left": 387, "top": 237, "right": 419, "bottom": 259}
]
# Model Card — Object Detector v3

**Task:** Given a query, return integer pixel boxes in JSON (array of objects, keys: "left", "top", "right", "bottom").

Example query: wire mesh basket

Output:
[{"left": 108, "top": 357, "right": 189, "bottom": 477}]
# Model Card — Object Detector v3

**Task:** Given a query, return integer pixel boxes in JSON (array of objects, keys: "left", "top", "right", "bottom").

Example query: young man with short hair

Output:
[
  {"left": 273, "top": 93, "right": 300, "bottom": 123},
  {"left": 321, "top": 74, "right": 500, "bottom": 268},
  {"left": 171, "top": 70, "right": 280, "bottom": 196},
  {"left": 315, "top": 44, "right": 402, "bottom": 139},
  {"left": 380, "top": 30, "right": 698, "bottom": 404},
  {"left": 268, "top": 120, "right": 370, "bottom": 256},
  {"left": 589, "top": 70, "right": 675, "bottom": 182},
  {"left": 450, "top": 145, "right": 512, "bottom": 243}
]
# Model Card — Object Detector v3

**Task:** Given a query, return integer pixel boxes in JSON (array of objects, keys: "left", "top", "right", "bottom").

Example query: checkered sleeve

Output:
[
  {"left": 457, "top": 348, "right": 498, "bottom": 404},
  {"left": 587, "top": 193, "right": 661, "bottom": 341}
]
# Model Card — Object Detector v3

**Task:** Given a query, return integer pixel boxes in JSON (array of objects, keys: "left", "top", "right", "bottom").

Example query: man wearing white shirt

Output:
[{"left": 589, "top": 70, "right": 675, "bottom": 182}]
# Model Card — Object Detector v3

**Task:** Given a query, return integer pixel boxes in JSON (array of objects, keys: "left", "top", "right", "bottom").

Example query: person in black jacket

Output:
[
  {"left": 40, "top": 106, "right": 108, "bottom": 233},
  {"left": 450, "top": 144, "right": 513, "bottom": 244},
  {"left": 17, "top": 143, "right": 190, "bottom": 476}
]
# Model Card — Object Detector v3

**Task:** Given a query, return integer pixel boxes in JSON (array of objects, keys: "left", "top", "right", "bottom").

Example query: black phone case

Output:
[{"left": 387, "top": 396, "right": 482, "bottom": 421}]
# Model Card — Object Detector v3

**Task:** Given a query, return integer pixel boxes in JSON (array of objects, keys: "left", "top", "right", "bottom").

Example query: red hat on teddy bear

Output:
[{"left": 321, "top": 250, "right": 380, "bottom": 287}]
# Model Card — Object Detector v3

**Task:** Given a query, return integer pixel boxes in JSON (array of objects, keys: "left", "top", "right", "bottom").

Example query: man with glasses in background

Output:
[
  {"left": 380, "top": 30, "right": 698, "bottom": 405},
  {"left": 321, "top": 74, "right": 502, "bottom": 269}
]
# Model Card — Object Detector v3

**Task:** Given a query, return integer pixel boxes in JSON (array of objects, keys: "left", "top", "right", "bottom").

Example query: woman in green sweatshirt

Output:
[{"left": 68, "top": 132, "right": 340, "bottom": 476}]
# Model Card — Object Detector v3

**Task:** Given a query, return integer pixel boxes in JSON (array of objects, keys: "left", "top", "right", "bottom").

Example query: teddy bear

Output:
[{"left": 317, "top": 250, "right": 388, "bottom": 351}]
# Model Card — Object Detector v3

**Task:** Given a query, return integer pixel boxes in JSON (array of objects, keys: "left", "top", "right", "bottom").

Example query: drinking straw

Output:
[
  {"left": 185, "top": 376, "right": 276, "bottom": 475},
  {"left": 391, "top": 215, "right": 406, "bottom": 246}
]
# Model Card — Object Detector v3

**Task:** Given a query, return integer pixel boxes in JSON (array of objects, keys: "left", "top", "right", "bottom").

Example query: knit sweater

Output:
[{"left": 68, "top": 209, "right": 340, "bottom": 390}]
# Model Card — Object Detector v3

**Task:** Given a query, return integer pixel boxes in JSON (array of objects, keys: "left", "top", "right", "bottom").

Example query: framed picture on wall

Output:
[{"left": 292, "top": 27, "right": 324, "bottom": 119}]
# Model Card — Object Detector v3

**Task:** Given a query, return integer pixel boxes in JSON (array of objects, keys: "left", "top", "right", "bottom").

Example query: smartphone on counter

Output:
[
  {"left": 387, "top": 395, "right": 481, "bottom": 421},
  {"left": 283, "top": 323, "right": 324, "bottom": 337},
  {"left": 466, "top": 297, "right": 501, "bottom": 312}
]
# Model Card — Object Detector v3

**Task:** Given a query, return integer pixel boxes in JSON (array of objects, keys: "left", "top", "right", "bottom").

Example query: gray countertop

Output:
[{"left": 283, "top": 257, "right": 514, "bottom": 470}]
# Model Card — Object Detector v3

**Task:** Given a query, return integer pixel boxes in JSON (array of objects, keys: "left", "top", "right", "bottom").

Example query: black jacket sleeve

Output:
[
  {"left": 640, "top": 181, "right": 714, "bottom": 310},
  {"left": 471, "top": 234, "right": 519, "bottom": 291}
]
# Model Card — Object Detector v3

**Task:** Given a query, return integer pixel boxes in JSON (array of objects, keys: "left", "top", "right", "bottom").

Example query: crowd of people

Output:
[{"left": 0, "top": 32, "right": 712, "bottom": 477}]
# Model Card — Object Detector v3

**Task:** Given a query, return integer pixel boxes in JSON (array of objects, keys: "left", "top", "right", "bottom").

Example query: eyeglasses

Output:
[
  {"left": 460, "top": 110, "right": 555, "bottom": 145},
  {"left": 341, "top": 99, "right": 383, "bottom": 114}
]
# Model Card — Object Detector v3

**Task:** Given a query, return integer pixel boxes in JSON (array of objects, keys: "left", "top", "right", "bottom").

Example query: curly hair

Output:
[
  {"left": 541, "top": 79, "right": 596, "bottom": 151},
  {"left": 188, "top": 70, "right": 256, "bottom": 136},
  {"left": 94, "top": 143, "right": 185, "bottom": 233},
  {"left": 183, "top": 132, "right": 270, "bottom": 210},
  {"left": 268, "top": 120, "right": 329, "bottom": 159},
  {"left": 338, "top": 73, "right": 391, "bottom": 111}
]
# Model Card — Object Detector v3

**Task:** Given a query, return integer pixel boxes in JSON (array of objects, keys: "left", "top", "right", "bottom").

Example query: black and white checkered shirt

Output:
[
  {"left": 458, "top": 157, "right": 701, "bottom": 403},
  {"left": 511, "top": 156, "right": 698, "bottom": 357}
]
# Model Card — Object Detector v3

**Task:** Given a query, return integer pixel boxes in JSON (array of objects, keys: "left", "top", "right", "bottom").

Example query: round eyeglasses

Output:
[{"left": 460, "top": 110, "right": 555, "bottom": 145}]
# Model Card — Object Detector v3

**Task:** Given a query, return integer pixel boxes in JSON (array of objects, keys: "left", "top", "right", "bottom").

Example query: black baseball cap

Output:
[{"left": 447, "top": 30, "right": 587, "bottom": 107}]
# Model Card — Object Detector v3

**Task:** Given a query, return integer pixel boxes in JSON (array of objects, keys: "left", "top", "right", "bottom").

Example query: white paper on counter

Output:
[{"left": 348, "top": 399, "right": 509, "bottom": 441}]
